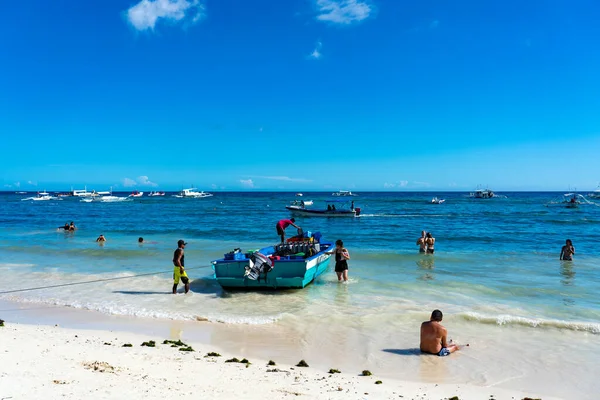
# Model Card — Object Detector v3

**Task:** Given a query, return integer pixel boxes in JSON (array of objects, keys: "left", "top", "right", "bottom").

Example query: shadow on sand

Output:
[{"left": 382, "top": 348, "right": 422, "bottom": 356}]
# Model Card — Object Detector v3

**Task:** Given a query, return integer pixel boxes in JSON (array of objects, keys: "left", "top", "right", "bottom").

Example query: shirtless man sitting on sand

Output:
[{"left": 420, "top": 309, "right": 460, "bottom": 356}]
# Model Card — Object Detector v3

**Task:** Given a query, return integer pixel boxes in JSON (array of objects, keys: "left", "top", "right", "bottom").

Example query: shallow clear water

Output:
[{"left": 1, "top": 191, "right": 599, "bottom": 330}]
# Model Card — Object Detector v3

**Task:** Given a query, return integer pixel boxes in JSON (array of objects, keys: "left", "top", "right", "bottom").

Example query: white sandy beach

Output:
[{"left": 0, "top": 321, "right": 557, "bottom": 400}]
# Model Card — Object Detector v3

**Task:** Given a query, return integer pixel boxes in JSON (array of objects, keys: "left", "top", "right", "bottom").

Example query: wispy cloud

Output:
[
  {"left": 122, "top": 178, "right": 137, "bottom": 187},
  {"left": 253, "top": 176, "right": 312, "bottom": 183},
  {"left": 308, "top": 41, "right": 323, "bottom": 60},
  {"left": 430, "top": 20, "right": 440, "bottom": 29},
  {"left": 240, "top": 179, "right": 255, "bottom": 188},
  {"left": 315, "top": 0, "right": 372, "bottom": 25},
  {"left": 126, "top": 0, "right": 205, "bottom": 31},
  {"left": 383, "top": 180, "right": 409, "bottom": 189},
  {"left": 122, "top": 176, "right": 158, "bottom": 187},
  {"left": 137, "top": 175, "right": 158, "bottom": 187},
  {"left": 27, "top": 180, "right": 37, "bottom": 187}
]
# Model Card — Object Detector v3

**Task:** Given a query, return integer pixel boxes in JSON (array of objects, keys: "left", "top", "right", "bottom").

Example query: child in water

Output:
[{"left": 326, "top": 239, "right": 350, "bottom": 282}]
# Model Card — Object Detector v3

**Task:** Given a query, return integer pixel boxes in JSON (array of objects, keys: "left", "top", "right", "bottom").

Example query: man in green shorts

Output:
[{"left": 172, "top": 240, "right": 190, "bottom": 294}]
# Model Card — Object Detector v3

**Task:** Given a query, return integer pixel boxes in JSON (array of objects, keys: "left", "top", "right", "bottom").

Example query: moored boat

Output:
[
  {"left": 212, "top": 234, "right": 333, "bottom": 289},
  {"left": 148, "top": 191, "right": 166, "bottom": 197},
  {"left": 129, "top": 190, "right": 144, "bottom": 198},
  {"left": 470, "top": 187, "right": 495, "bottom": 199},
  {"left": 173, "top": 188, "right": 213, "bottom": 198},
  {"left": 332, "top": 190, "right": 358, "bottom": 196},
  {"left": 286, "top": 200, "right": 360, "bottom": 217}
]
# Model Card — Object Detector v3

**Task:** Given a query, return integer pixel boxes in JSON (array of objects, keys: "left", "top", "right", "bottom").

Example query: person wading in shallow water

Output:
[
  {"left": 560, "top": 239, "right": 575, "bottom": 261},
  {"left": 420, "top": 309, "right": 460, "bottom": 356},
  {"left": 416, "top": 230, "right": 427, "bottom": 253},
  {"left": 172, "top": 240, "right": 190, "bottom": 294}
]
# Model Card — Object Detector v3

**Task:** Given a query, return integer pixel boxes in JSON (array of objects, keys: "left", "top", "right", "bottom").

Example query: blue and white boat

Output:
[
  {"left": 286, "top": 200, "right": 361, "bottom": 217},
  {"left": 212, "top": 238, "right": 334, "bottom": 289}
]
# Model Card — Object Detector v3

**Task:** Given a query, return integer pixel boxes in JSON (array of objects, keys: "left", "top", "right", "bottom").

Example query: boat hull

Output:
[
  {"left": 286, "top": 206, "right": 356, "bottom": 217},
  {"left": 213, "top": 243, "right": 333, "bottom": 289}
]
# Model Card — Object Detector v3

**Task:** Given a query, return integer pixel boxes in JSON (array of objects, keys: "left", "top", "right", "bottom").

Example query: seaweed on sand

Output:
[
  {"left": 329, "top": 369, "right": 341, "bottom": 374},
  {"left": 361, "top": 370, "right": 372, "bottom": 376},
  {"left": 296, "top": 360, "right": 309, "bottom": 367},
  {"left": 141, "top": 341, "right": 156, "bottom": 347}
]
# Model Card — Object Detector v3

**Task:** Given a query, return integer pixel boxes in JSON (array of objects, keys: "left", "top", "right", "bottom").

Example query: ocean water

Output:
[{"left": 1, "top": 191, "right": 599, "bottom": 397}]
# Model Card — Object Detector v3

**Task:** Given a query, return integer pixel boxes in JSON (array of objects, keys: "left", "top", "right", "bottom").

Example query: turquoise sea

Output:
[{"left": 1, "top": 191, "right": 599, "bottom": 398}]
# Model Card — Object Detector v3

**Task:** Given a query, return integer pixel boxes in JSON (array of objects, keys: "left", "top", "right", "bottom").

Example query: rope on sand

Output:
[{"left": 0, "top": 266, "right": 207, "bottom": 295}]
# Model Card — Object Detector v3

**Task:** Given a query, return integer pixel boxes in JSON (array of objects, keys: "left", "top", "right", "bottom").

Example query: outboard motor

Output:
[
  {"left": 355, "top": 207, "right": 361, "bottom": 216},
  {"left": 245, "top": 252, "right": 274, "bottom": 281}
]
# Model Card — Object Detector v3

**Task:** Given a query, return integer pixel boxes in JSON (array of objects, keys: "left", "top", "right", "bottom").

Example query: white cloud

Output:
[
  {"left": 254, "top": 176, "right": 312, "bottom": 183},
  {"left": 240, "top": 179, "right": 254, "bottom": 188},
  {"left": 384, "top": 180, "right": 409, "bottom": 189},
  {"left": 122, "top": 176, "right": 158, "bottom": 187},
  {"left": 211, "top": 184, "right": 217, "bottom": 189},
  {"left": 122, "top": 178, "right": 137, "bottom": 187},
  {"left": 3, "top": 184, "right": 12, "bottom": 188},
  {"left": 315, "top": 0, "right": 372, "bottom": 25},
  {"left": 14, "top": 182, "right": 20, "bottom": 188},
  {"left": 137, "top": 175, "right": 158, "bottom": 187},
  {"left": 126, "top": 0, "right": 205, "bottom": 31},
  {"left": 430, "top": 20, "right": 439, "bottom": 29},
  {"left": 27, "top": 180, "right": 37, "bottom": 186},
  {"left": 308, "top": 41, "right": 323, "bottom": 59}
]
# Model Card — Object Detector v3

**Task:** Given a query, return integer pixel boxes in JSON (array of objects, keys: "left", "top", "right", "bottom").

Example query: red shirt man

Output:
[{"left": 276, "top": 218, "right": 300, "bottom": 243}]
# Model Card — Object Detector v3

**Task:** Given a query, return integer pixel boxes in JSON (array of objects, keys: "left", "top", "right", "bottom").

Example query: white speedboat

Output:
[
  {"left": 332, "top": 190, "right": 358, "bottom": 197},
  {"left": 173, "top": 188, "right": 213, "bottom": 198},
  {"left": 296, "top": 193, "right": 303, "bottom": 197},
  {"left": 431, "top": 197, "right": 445, "bottom": 204},
  {"left": 148, "top": 191, "right": 165, "bottom": 197},
  {"left": 22, "top": 191, "right": 60, "bottom": 201},
  {"left": 129, "top": 190, "right": 144, "bottom": 198}
]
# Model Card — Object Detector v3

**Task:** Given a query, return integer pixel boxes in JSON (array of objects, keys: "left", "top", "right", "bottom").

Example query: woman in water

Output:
[
  {"left": 425, "top": 232, "right": 435, "bottom": 254},
  {"left": 560, "top": 239, "right": 575, "bottom": 261},
  {"left": 326, "top": 239, "right": 350, "bottom": 282}
]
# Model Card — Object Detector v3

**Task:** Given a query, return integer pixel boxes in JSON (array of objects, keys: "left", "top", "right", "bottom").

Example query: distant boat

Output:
[
  {"left": 173, "top": 188, "right": 213, "bottom": 198},
  {"left": 296, "top": 193, "right": 303, "bottom": 197},
  {"left": 71, "top": 187, "right": 94, "bottom": 197},
  {"left": 148, "top": 191, "right": 165, "bottom": 197},
  {"left": 431, "top": 197, "right": 445, "bottom": 204},
  {"left": 546, "top": 193, "right": 593, "bottom": 208},
  {"left": 470, "top": 187, "right": 495, "bottom": 199},
  {"left": 22, "top": 191, "right": 60, "bottom": 201},
  {"left": 129, "top": 190, "right": 144, "bottom": 198},
  {"left": 588, "top": 184, "right": 600, "bottom": 199},
  {"left": 332, "top": 190, "right": 358, "bottom": 197},
  {"left": 287, "top": 200, "right": 360, "bottom": 217}
]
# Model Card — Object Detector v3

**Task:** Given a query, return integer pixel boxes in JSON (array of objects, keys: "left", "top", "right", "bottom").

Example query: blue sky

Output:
[{"left": 1, "top": 0, "right": 599, "bottom": 191}]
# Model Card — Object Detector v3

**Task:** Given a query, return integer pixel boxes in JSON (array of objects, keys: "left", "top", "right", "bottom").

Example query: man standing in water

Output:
[
  {"left": 420, "top": 309, "right": 459, "bottom": 356},
  {"left": 172, "top": 240, "right": 190, "bottom": 294},
  {"left": 416, "top": 231, "right": 427, "bottom": 253}
]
